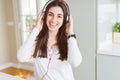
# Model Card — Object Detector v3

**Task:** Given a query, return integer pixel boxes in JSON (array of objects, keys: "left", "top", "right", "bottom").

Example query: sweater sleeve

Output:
[
  {"left": 67, "top": 37, "right": 82, "bottom": 67},
  {"left": 17, "top": 28, "right": 39, "bottom": 62}
]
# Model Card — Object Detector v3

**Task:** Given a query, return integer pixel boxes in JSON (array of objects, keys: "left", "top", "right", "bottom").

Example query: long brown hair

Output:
[{"left": 33, "top": 0, "right": 69, "bottom": 61}]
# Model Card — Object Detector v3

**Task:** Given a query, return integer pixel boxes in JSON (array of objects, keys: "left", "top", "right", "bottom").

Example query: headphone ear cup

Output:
[
  {"left": 66, "top": 16, "right": 68, "bottom": 22},
  {"left": 66, "top": 15, "right": 70, "bottom": 22}
]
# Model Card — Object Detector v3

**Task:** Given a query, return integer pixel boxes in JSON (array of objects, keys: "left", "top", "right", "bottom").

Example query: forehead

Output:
[{"left": 48, "top": 6, "right": 63, "bottom": 15}]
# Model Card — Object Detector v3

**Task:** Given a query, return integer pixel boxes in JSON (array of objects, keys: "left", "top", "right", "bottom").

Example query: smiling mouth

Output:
[
  {"left": 50, "top": 24, "right": 57, "bottom": 28},
  {"left": 50, "top": 25, "right": 56, "bottom": 29}
]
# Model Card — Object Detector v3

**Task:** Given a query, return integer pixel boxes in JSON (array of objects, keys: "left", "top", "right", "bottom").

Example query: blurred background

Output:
[{"left": 0, "top": 0, "right": 120, "bottom": 80}]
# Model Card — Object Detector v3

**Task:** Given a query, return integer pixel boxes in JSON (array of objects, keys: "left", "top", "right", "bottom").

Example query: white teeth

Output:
[
  {"left": 51, "top": 24, "right": 56, "bottom": 26},
  {"left": 50, "top": 23, "right": 57, "bottom": 26},
  {"left": 50, "top": 23, "right": 55, "bottom": 26}
]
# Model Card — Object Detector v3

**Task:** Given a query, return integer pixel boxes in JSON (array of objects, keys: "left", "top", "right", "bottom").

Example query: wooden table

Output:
[{"left": 0, "top": 72, "right": 24, "bottom": 80}]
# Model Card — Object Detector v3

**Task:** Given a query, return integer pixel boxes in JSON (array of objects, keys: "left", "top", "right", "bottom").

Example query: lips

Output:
[
  {"left": 49, "top": 23, "right": 57, "bottom": 29},
  {"left": 50, "top": 25, "right": 56, "bottom": 29}
]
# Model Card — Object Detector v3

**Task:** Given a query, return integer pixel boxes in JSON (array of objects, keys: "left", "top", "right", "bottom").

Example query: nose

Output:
[{"left": 51, "top": 16, "right": 57, "bottom": 23}]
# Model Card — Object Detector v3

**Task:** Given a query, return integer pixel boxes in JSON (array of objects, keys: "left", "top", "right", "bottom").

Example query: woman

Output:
[{"left": 17, "top": 0, "right": 82, "bottom": 80}]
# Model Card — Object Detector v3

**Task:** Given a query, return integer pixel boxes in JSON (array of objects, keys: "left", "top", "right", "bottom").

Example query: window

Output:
[
  {"left": 19, "top": 0, "right": 48, "bottom": 43},
  {"left": 97, "top": 0, "right": 120, "bottom": 56},
  {"left": 20, "top": 0, "right": 37, "bottom": 42}
]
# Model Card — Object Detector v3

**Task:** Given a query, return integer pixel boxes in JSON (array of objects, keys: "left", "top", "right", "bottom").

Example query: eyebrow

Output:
[{"left": 48, "top": 11, "right": 63, "bottom": 16}]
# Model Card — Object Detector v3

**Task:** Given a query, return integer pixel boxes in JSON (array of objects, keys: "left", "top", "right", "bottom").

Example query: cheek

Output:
[
  {"left": 46, "top": 17, "right": 50, "bottom": 25},
  {"left": 59, "top": 19, "right": 64, "bottom": 25},
  {"left": 60, "top": 20, "right": 63, "bottom": 23}
]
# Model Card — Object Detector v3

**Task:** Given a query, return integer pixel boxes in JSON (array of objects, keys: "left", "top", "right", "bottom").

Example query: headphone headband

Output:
[
  {"left": 42, "top": 0, "right": 54, "bottom": 12},
  {"left": 42, "top": 0, "right": 70, "bottom": 22}
]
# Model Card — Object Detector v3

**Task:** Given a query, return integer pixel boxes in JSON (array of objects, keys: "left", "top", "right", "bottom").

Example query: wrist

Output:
[
  {"left": 36, "top": 25, "right": 42, "bottom": 31},
  {"left": 68, "top": 34, "right": 76, "bottom": 39}
]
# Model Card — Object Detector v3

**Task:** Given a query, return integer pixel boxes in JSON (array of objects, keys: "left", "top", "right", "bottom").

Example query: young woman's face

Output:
[{"left": 46, "top": 6, "right": 64, "bottom": 32}]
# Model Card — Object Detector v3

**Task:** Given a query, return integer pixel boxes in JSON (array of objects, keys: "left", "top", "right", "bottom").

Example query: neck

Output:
[
  {"left": 49, "top": 30, "right": 58, "bottom": 37},
  {"left": 48, "top": 31, "right": 58, "bottom": 47}
]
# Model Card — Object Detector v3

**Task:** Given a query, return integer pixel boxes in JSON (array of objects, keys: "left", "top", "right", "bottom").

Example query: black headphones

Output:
[{"left": 42, "top": 0, "right": 70, "bottom": 22}]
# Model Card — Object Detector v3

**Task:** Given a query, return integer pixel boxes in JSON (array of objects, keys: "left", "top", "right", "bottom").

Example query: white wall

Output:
[
  {"left": 6, "top": 0, "right": 18, "bottom": 62},
  {"left": 0, "top": 0, "right": 11, "bottom": 65},
  {"left": 0, "top": 0, "right": 17, "bottom": 65},
  {"left": 67, "top": 0, "right": 96, "bottom": 80},
  {"left": 97, "top": 54, "right": 120, "bottom": 80}
]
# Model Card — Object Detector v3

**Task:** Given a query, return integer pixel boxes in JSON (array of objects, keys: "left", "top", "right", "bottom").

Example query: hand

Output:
[
  {"left": 66, "top": 15, "right": 74, "bottom": 35},
  {"left": 36, "top": 10, "right": 44, "bottom": 31}
]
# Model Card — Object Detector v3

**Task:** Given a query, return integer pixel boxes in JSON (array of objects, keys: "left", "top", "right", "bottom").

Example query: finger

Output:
[
  {"left": 37, "top": 10, "right": 43, "bottom": 18},
  {"left": 37, "top": 11, "right": 44, "bottom": 23},
  {"left": 37, "top": 10, "right": 44, "bottom": 19}
]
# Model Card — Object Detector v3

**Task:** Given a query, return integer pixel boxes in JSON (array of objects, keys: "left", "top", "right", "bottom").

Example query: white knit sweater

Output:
[{"left": 17, "top": 28, "right": 82, "bottom": 80}]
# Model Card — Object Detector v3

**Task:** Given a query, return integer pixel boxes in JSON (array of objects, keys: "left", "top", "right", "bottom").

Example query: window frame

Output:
[{"left": 97, "top": 0, "right": 120, "bottom": 56}]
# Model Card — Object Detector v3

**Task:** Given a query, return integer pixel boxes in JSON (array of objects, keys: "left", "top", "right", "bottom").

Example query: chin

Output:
[{"left": 49, "top": 28, "right": 58, "bottom": 32}]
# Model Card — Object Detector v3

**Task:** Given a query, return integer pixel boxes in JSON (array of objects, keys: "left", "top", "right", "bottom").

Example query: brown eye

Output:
[
  {"left": 58, "top": 15, "right": 63, "bottom": 18},
  {"left": 48, "top": 13, "right": 53, "bottom": 16}
]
